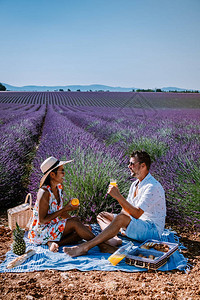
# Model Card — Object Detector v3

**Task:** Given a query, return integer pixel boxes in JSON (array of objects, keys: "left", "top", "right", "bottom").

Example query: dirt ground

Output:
[{"left": 0, "top": 213, "right": 199, "bottom": 300}]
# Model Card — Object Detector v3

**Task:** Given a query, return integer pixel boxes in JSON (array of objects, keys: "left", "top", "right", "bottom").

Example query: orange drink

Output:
[
  {"left": 108, "top": 254, "right": 125, "bottom": 266},
  {"left": 108, "top": 241, "right": 133, "bottom": 266},
  {"left": 71, "top": 198, "right": 79, "bottom": 206},
  {"left": 110, "top": 179, "right": 117, "bottom": 187}
]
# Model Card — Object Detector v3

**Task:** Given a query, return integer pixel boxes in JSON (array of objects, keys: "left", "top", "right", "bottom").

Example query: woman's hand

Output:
[
  {"left": 38, "top": 189, "right": 80, "bottom": 224},
  {"left": 63, "top": 201, "right": 80, "bottom": 212},
  {"left": 58, "top": 201, "right": 79, "bottom": 219}
]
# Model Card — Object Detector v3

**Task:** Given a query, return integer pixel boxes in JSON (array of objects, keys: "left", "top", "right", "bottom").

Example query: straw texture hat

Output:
[{"left": 40, "top": 156, "right": 73, "bottom": 187}]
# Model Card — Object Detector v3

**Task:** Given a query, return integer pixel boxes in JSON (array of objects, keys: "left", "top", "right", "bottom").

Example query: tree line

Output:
[
  {"left": 133, "top": 88, "right": 199, "bottom": 93},
  {"left": 0, "top": 83, "right": 6, "bottom": 91}
]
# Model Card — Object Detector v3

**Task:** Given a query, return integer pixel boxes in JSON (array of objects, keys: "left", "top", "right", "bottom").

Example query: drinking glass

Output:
[{"left": 110, "top": 179, "right": 117, "bottom": 187}]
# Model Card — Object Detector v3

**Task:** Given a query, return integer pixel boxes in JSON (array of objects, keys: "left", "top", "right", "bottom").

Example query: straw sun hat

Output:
[{"left": 40, "top": 156, "right": 73, "bottom": 187}]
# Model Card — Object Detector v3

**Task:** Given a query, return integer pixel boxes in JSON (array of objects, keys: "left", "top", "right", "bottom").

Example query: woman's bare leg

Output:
[
  {"left": 97, "top": 212, "right": 122, "bottom": 246},
  {"left": 59, "top": 217, "right": 116, "bottom": 253},
  {"left": 61, "top": 217, "right": 95, "bottom": 240},
  {"left": 47, "top": 223, "right": 92, "bottom": 250}
]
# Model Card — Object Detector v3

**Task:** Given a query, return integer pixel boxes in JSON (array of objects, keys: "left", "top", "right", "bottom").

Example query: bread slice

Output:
[{"left": 7, "top": 249, "right": 36, "bottom": 269}]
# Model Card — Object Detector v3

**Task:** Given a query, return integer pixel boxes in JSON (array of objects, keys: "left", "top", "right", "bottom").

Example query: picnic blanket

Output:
[{"left": 0, "top": 225, "right": 188, "bottom": 273}]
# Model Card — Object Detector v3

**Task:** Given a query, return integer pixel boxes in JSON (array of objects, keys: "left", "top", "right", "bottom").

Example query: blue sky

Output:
[{"left": 0, "top": 0, "right": 200, "bottom": 89}]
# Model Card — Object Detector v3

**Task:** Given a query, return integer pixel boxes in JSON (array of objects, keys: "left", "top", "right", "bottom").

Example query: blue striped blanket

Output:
[{"left": 0, "top": 225, "right": 188, "bottom": 273}]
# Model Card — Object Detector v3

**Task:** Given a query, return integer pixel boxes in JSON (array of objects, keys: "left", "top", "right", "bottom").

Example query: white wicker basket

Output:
[{"left": 7, "top": 193, "right": 33, "bottom": 230}]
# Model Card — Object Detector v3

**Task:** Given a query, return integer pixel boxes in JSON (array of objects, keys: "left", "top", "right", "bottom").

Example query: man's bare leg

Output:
[
  {"left": 63, "top": 213, "right": 131, "bottom": 257},
  {"left": 97, "top": 212, "right": 122, "bottom": 246}
]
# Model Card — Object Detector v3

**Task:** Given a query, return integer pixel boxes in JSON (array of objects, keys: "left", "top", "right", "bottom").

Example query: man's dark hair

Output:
[{"left": 131, "top": 150, "right": 151, "bottom": 171}]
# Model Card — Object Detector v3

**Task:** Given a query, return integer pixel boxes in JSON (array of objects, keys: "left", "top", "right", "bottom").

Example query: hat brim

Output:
[{"left": 40, "top": 159, "right": 74, "bottom": 188}]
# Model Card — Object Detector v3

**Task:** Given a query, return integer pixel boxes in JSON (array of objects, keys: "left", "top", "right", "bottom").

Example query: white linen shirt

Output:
[{"left": 126, "top": 173, "right": 166, "bottom": 236}]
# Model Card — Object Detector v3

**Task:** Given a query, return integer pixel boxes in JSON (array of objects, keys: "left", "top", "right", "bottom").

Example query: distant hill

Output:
[
  {"left": 2, "top": 83, "right": 199, "bottom": 92},
  {"left": 2, "top": 83, "right": 133, "bottom": 92}
]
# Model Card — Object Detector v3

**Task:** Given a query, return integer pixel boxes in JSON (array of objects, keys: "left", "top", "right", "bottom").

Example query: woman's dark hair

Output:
[
  {"left": 43, "top": 166, "right": 59, "bottom": 186},
  {"left": 131, "top": 150, "right": 151, "bottom": 171}
]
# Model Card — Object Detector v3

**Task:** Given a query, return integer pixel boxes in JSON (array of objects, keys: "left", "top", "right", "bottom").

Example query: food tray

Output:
[{"left": 125, "top": 239, "right": 178, "bottom": 270}]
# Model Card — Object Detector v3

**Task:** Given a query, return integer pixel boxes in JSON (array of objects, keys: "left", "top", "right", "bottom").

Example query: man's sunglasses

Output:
[{"left": 128, "top": 162, "right": 141, "bottom": 166}]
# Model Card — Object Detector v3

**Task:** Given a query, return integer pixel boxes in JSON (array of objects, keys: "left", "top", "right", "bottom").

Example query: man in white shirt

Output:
[{"left": 64, "top": 151, "right": 166, "bottom": 257}]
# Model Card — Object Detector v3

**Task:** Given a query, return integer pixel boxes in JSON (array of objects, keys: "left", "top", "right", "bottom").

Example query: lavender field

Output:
[
  {"left": 0, "top": 91, "right": 200, "bottom": 108},
  {"left": 0, "top": 92, "right": 200, "bottom": 229}
]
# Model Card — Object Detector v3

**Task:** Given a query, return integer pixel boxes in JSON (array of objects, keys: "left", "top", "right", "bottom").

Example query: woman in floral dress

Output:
[{"left": 28, "top": 156, "right": 98, "bottom": 252}]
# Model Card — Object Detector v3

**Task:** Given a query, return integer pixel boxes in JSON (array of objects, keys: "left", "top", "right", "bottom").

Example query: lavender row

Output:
[
  {"left": 0, "top": 103, "right": 42, "bottom": 127},
  {"left": 0, "top": 105, "right": 46, "bottom": 208},
  {"left": 55, "top": 105, "right": 200, "bottom": 161}
]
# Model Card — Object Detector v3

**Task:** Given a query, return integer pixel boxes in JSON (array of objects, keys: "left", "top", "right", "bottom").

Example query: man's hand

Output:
[
  {"left": 107, "top": 184, "right": 122, "bottom": 200},
  {"left": 107, "top": 185, "right": 144, "bottom": 219}
]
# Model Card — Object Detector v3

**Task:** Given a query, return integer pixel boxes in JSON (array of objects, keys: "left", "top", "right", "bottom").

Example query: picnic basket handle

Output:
[{"left": 25, "top": 193, "right": 32, "bottom": 208}]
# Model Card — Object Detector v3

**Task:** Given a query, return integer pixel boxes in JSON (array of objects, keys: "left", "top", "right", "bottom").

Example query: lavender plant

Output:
[
  {"left": 167, "top": 157, "right": 200, "bottom": 227},
  {"left": 0, "top": 105, "right": 46, "bottom": 208},
  {"left": 62, "top": 148, "right": 130, "bottom": 222}
]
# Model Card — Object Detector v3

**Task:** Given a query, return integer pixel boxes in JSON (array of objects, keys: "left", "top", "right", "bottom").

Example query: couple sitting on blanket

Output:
[{"left": 28, "top": 150, "right": 166, "bottom": 257}]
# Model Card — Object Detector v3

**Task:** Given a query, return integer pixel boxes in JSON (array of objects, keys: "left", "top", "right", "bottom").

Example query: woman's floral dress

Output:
[{"left": 28, "top": 184, "right": 66, "bottom": 244}]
